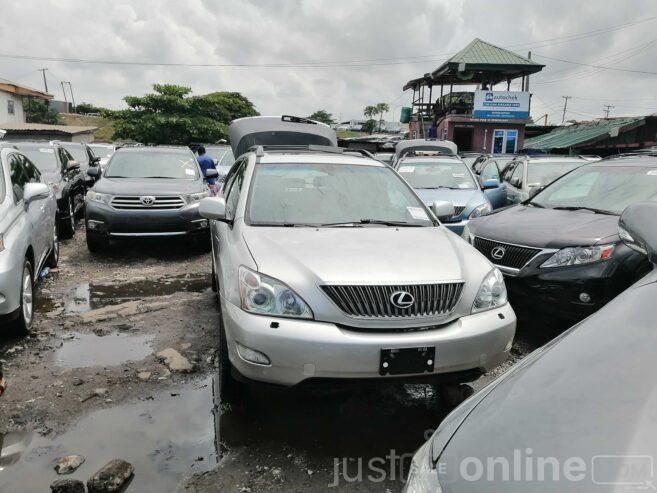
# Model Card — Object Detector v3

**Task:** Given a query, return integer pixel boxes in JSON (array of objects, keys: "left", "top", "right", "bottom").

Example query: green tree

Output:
[
  {"left": 76, "top": 102, "right": 109, "bottom": 115},
  {"left": 107, "top": 84, "right": 259, "bottom": 145},
  {"left": 307, "top": 110, "right": 335, "bottom": 125},
  {"left": 363, "top": 105, "right": 378, "bottom": 134},
  {"left": 375, "top": 102, "right": 389, "bottom": 132},
  {"left": 24, "top": 99, "right": 58, "bottom": 124}
]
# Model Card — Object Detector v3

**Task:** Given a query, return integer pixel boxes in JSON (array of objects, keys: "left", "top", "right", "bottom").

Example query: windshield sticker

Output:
[
  {"left": 647, "top": 170, "right": 657, "bottom": 176},
  {"left": 452, "top": 173, "right": 465, "bottom": 178},
  {"left": 185, "top": 168, "right": 195, "bottom": 176},
  {"left": 39, "top": 148, "right": 54, "bottom": 153},
  {"left": 407, "top": 206, "right": 429, "bottom": 220},
  {"left": 398, "top": 166, "right": 415, "bottom": 173}
]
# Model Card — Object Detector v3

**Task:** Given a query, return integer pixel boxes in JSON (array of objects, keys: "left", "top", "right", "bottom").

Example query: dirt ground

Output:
[{"left": 0, "top": 224, "right": 542, "bottom": 492}]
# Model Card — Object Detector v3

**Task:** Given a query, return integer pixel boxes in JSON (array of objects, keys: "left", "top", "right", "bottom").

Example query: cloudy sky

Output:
[{"left": 1, "top": 0, "right": 656, "bottom": 124}]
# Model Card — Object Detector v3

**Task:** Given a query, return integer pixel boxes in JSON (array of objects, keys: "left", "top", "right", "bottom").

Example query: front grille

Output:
[
  {"left": 321, "top": 283, "right": 464, "bottom": 318},
  {"left": 473, "top": 237, "right": 541, "bottom": 269},
  {"left": 110, "top": 196, "right": 185, "bottom": 210}
]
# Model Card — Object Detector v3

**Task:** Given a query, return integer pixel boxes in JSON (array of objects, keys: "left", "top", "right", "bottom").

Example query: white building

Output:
[{"left": 0, "top": 80, "right": 53, "bottom": 124}]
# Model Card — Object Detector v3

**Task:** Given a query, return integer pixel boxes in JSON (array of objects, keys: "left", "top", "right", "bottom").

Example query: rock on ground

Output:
[
  {"left": 50, "top": 478, "right": 86, "bottom": 493},
  {"left": 54, "top": 454, "right": 86, "bottom": 474},
  {"left": 87, "top": 459, "right": 134, "bottom": 493},
  {"left": 156, "top": 348, "right": 194, "bottom": 372}
]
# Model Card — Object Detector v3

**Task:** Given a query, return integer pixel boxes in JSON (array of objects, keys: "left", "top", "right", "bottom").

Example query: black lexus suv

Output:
[{"left": 463, "top": 154, "right": 655, "bottom": 325}]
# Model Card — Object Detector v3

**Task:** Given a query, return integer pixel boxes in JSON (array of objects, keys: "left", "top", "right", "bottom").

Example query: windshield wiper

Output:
[
  {"left": 416, "top": 186, "right": 462, "bottom": 190},
  {"left": 142, "top": 176, "right": 178, "bottom": 179},
  {"left": 552, "top": 206, "right": 616, "bottom": 215},
  {"left": 322, "top": 219, "right": 424, "bottom": 227},
  {"left": 528, "top": 202, "right": 545, "bottom": 208}
]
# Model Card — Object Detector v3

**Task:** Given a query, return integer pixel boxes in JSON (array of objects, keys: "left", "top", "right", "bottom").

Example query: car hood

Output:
[
  {"left": 243, "top": 226, "right": 468, "bottom": 285},
  {"left": 437, "top": 274, "right": 657, "bottom": 493},
  {"left": 93, "top": 177, "right": 205, "bottom": 195},
  {"left": 469, "top": 205, "right": 620, "bottom": 248},
  {"left": 414, "top": 188, "right": 484, "bottom": 207}
]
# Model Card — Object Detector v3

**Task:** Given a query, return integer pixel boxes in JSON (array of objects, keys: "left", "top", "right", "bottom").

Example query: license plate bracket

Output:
[{"left": 379, "top": 346, "right": 435, "bottom": 376}]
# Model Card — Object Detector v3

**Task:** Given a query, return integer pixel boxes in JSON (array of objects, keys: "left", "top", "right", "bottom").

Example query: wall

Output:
[{"left": 0, "top": 92, "right": 25, "bottom": 124}]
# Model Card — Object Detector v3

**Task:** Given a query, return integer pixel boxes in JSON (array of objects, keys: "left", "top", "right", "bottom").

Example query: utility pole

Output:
[
  {"left": 561, "top": 96, "right": 572, "bottom": 123},
  {"left": 61, "top": 81, "right": 69, "bottom": 109},
  {"left": 603, "top": 105, "right": 614, "bottom": 119},
  {"left": 66, "top": 82, "right": 76, "bottom": 113},
  {"left": 38, "top": 68, "right": 49, "bottom": 93},
  {"left": 525, "top": 51, "right": 532, "bottom": 92}
]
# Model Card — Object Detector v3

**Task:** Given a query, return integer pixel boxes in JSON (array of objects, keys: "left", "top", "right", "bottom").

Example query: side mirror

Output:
[
  {"left": 91, "top": 157, "right": 101, "bottom": 166},
  {"left": 527, "top": 185, "right": 545, "bottom": 200},
  {"left": 23, "top": 183, "right": 50, "bottom": 204},
  {"left": 199, "top": 197, "right": 228, "bottom": 222},
  {"left": 431, "top": 200, "right": 455, "bottom": 219},
  {"left": 205, "top": 169, "right": 219, "bottom": 179},
  {"left": 87, "top": 167, "right": 101, "bottom": 179},
  {"left": 619, "top": 202, "right": 657, "bottom": 264},
  {"left": 67, "top": 160, "right": 80, "bottom": 170},
  {"left": 482, "top": 179, "right": 500, "bottom": 190}
]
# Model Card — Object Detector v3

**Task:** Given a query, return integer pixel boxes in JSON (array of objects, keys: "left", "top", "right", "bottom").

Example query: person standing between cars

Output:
[
  {"left": 196, "top": 146, "right": 219, "bottom": 196},
  {"left": 427, "top": 122, "right": 438, "bottom": 139}
]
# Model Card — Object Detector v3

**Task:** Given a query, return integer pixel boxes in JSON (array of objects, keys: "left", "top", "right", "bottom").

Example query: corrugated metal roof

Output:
[
  {"left": 449, "top": 38, "right": 542, "bottom": 67},
  {"left": 0, "top": 123, "right": 97, "bottom": 134},
  {"left": 523, "top": 117, "right": 646, "bottom": 150}
]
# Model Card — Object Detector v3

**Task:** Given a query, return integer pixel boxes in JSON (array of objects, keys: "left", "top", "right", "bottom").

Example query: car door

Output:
[
  {"left": 500, "top": 161, "right": 517, "bottom": 205},
  {"left": 480, "top": 160, "right": 507, "bottom": 209},
  {"left": 506, "top": 162, "right": 525, "bottom": 204},
  {"left": 59, "top": 147, "right": 84, "bottom": 214},
  {"left": 23, "top": 155, "right": 55, "bottom": 264},
  {"left": 215, "top": 158, "right": 248, "bottom": 287}
]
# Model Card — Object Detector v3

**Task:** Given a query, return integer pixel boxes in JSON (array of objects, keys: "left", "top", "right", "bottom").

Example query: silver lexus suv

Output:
[
  {"left": 0, "top": 144, "right": 58, "bottom": 333},
  {"left": 199, "top": 117, "right": 516, "bottom": 399}
]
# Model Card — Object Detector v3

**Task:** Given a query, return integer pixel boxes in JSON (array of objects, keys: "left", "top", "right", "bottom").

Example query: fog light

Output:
[
  {"left": 236, "top": 342, "right": 271, "bottom": 366},
  {"left": 579, "top": 292, "right": 592, "bottom": 303},
  {"left": 191, "top": 219, "right": 209, "bottom": 230},
  {"left": 87, "top": 220, "right": 104, "bottom": 230}
]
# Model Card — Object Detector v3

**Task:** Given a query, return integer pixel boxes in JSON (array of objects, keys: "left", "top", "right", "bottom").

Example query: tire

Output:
[
  {"left": 46, "top": 223, "right": 59, "bottom": 268},
  {"left": 218, "top": 310, "right": 238, "bottom": 404},
  {"left": 86, "top": 230, "right": 109, "bottom": 253},
  {"left": 58, "top": 197, "right": 75, "bottom": 239},
  {"left": 12, "top": 260, "right": 34, "bottom": 335}
]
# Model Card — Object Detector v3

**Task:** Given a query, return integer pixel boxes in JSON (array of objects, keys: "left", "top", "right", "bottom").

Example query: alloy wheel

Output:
[{"left": 22, "top": 267, "right": 33, "bottom": 326}]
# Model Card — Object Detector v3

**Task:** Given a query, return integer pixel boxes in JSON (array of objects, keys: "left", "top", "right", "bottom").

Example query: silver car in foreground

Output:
[
  {"left": 199, "top": 118, "right": 516, "bottom": 398},
  {"left": 0, "top": 145, "right": 58, "bottom": 333},
  {"left": 405, "top": 202, "right": 657, "bottom": 492}
]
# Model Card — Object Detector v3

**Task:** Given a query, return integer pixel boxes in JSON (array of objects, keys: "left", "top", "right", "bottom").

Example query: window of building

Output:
[
  {"left": 492, "top": 129, "right": 519, "bottom": 154},
  {"left": 7, "top": 99, "right": 15, "bottom": 115}
]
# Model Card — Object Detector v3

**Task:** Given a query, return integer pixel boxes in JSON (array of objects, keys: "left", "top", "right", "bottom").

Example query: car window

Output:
[
  {"left": 510, "top": 163, "right": 524, "bottom": 188},
  {"left": 224, "top": 160, "right": 248, "bottom": 220},
  {"left": 9, "top": 153, "right": 29, "bottom": 203},
  {"left": 501, "top": 162, "right": 517, "bottom": 182},
  {"left": 21, "top": 155, "right": 42, "bottom": 183},
  {"left": 532, "top": 165, "right": 657, "bottom": 214},
  {"left": 219, "top": 149, "right": 235, "bottom": 168},
  {"left": 397, "top": 160, "right": 477, "bottom": 190},
  {"left": 480, "top": 161, "right": 500, "bottom": 182},
  {"left": 15, "top": 146, "right": 59, "bottom": 173},
  {"left": 0, "top": 155, "right": 5, "bottom": 203},
  {"left": 63, "top": 145, "right": 89, "bottom": 165},
  {"left": 105, "top": 151, "right": 199, "bottom": 179},
  {"left": 248, "top": 162, "right": 434, "bottom": 226},
  {"left": 526, "top": 161, "right": 584, "bottom": 188}
]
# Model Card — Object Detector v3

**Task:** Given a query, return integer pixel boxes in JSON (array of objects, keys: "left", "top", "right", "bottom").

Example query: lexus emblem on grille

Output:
[
  {"left": 491, "top": 246, "right": 506, "bottom": 260},
  {"left": 140, "top": 196, "right": 156, "bottom": 206},
  {"left": 390, "top": 290, "right": 415, "bottom": 309}
]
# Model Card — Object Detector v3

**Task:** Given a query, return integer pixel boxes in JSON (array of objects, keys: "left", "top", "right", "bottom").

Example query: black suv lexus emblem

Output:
[
  {"left": 491, "top": 246, "right": 506, "bottom": 260},
  {"left": 390, "top": 290, "right": 414, "bottom": 309}
]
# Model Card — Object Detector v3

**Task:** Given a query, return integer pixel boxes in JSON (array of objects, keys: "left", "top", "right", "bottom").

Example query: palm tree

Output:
[{"left": 375, "top": 103, "right": 389, "bottom": 132}]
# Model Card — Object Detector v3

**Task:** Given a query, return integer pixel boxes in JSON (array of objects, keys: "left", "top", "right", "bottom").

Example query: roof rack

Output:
[{"left": 248, "top": 144, "right": 377, "bottom": 161}]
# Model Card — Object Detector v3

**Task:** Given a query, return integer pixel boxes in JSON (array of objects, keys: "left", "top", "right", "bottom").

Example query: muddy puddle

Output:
[
  {"left": 0, "top": 377, "right": 216, "bottom": 492},
  {"left": 38, "top": 273, "right": 211, "bottom": 315},
  {"left": 54, "top": 332, "right": 155, "bottom": 368}
]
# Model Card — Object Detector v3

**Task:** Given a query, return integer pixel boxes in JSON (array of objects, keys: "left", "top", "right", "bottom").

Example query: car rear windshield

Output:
[
  {"left": 531, "top": 165, "right": 657, "bottom": 214},
  {"left": 397, "top": 160, "right": 477, "bottom": 190},
  {"left": 105, "top": 151, "right": 199, "bottom": 179},
  {"left": 16, "top": 147, "right": 58, "bottom": 172},
  {"left": 527, "top": 161, "right": 584, "bottom": 187},
  {"left": 248, "top": 162, "right": 433, "bottom": 226}
]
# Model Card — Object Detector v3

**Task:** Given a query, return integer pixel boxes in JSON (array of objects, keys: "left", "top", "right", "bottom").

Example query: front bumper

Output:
[
  {"left": 85, "top": 200, "right": 209, "bottom": 237},
  {"left": 504, "top": 259, "right": 630, "bottom": 322},
  {"left": 221, "top": 298, "right": 516, "bottom": 387},
  {"left": 442, "top": 219, "right": 468, "bottom": 235}
]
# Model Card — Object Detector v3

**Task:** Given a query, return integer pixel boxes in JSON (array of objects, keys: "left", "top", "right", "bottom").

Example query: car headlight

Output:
[
  {"left": 540, "top": 244, "right": 615, "bottom": 268},
  {"left": 472, "top": 268, "right": 507, "bottom": 313},
  {"left": 86, "top": 191, "right": 112, "bottom": 204},
  {"left": 469, "top": 202, "right": 491, "bottom": 218},
  {"left": 238, "top": 266, "right": 313, "bottom": 319},
  {"left": 184, "top": 191, "right": 209, "bottom": 204},
  {"left": 461, "top": 224, "right": 474, "bottom": 244},
  {"left": 405, "top": 441, "right": 442, "bottom": 493}
]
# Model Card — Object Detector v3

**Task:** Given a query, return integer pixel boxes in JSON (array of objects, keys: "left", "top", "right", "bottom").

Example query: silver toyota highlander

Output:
[{"left": 199, "top": 117, "right": 516, "bottom": 399}]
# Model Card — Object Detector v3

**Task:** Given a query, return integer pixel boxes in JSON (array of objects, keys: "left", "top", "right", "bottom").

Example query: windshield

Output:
[
  {"left": 531, "top": 165, "right": 657, "bottom": 214},
  {"left": 90, "top": 145, "right": 114, "bottom": 158},
  {"left": 62, "top": 145, "right": 89, "bottom": 165},
  {"left": 527, "top": 161, "right": 584, "bottom": 187},
  {"left": 16, "top": 147, "right": 58, "bottom": 172},
  {"left": 397, "top": 160, "right": 477, "bottom": 190},
  {"left": 105, "top": 151, "right": 199, "bottom": 179},
  {"left": 248, "top": 163, "right": 433, "bottom": 226}
]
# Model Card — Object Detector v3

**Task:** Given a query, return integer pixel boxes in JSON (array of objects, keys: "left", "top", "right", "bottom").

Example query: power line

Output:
[
  {"left": 603, "top": 105, "right": 614, "bottom": 118},
  {"left": 533, "top": 52, "right": 657, "bottom": 76}
]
